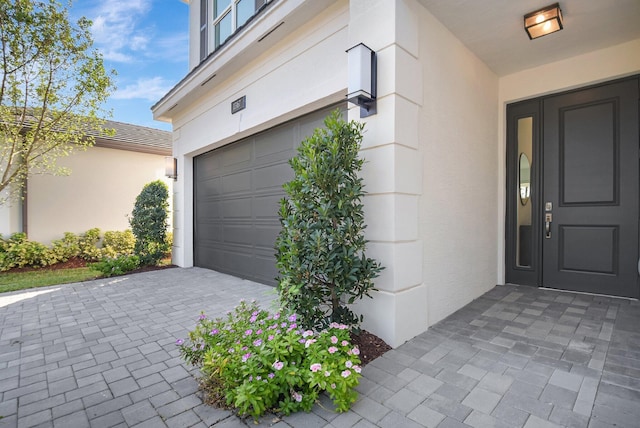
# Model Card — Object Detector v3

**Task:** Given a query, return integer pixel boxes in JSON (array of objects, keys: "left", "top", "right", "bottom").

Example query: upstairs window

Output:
[{"left": 201, "top": 0, "right": 269, "bottom": 61}]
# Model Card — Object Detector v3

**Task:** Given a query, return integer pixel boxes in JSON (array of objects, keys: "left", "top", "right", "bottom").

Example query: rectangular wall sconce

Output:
[
  {"left": 346, "top": 43, "right": 377, "bottom": 118},
  {"left": 524, "top": 3, "right": 563, "bottom": 39},
  {"left": 165, "top": 156, "right": 177, "bottom": 180}
]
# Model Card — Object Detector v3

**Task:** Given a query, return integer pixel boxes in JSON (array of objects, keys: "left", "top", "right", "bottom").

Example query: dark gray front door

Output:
[
  {"left": 193, "top": 105, "right": 344, "bottom": 285},
  {"left": 542, "top": 79, "right": 639, "bottom": 297}
]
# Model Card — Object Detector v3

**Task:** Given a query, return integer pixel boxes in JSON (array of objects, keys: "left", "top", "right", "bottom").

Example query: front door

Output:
[{"left": 506, "top": 77, "right": 640, "bottom": 298}]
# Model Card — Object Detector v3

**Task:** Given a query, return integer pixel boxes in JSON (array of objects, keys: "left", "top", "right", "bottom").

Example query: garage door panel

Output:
[
  {"left": 221, "top": 198, "right": 252, "bottom": 218},
  {"left": 197, "top": 224, "right": 223, "bottom": 243},
  {"left": 223, "top": 225, "right": 255, "bottom": 245},
  {"left": 222, "top": 170, "right": 252, "bottom": 194},
  {"left": 254, "top": 224, "right": 280, "bottom": 248},
  {"left": 222, "top": 250, "right": 253, "bottom": 276},
  {"left": 254, "top": 163, "right": 293, "bottom": 190},
  {"left": 254, "top": 195, "right": 282, "bottom": 218},
  {"left": 221, "top": 141, "right": 252, "bottom": 168},
  {"left": 253, "top": 255, "right": 279, "bottom": 283},
  {"left": 255, "top": 126, "right": 295, "bottom": 160},
  {"left": 196, "top": 153, "right": 222, "bottom": 179},
  {"left": 196, "top": 200, "right": 221, "bottom": 219},
  {"left": 194, "top": 105, "right": 345, "bottom": 286},
  {"left": 196, "top": 177, "right": 222, "bottom": 197}
]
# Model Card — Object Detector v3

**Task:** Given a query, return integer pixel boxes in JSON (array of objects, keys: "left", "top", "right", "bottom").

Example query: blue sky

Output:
[{"left": 71, "top": 0, "right": 190, "bottom": 131}]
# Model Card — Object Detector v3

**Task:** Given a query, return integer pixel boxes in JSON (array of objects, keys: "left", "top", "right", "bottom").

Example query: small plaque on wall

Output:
[{"left": 231, "top": 96, "right": 246, "bottom": 114}]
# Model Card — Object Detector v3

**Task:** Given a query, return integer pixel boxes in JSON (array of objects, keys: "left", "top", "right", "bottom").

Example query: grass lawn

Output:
[{"left": 0, "top": 267, "right": 102, "bottom": 294}]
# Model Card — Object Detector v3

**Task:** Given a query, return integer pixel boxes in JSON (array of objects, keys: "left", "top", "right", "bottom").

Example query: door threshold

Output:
[{"left": 539, "top": 287, "right": 638, "bottom": 301}]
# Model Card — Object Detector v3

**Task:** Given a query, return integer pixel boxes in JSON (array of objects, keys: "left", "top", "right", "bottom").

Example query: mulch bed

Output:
[{"left": 350, "top": 329, "right": 392, "bottom": 366}]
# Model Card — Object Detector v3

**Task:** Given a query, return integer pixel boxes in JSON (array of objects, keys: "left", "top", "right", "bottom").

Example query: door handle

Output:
[{"left": 545, "top": 213, "right": 552, "bottom": 239}]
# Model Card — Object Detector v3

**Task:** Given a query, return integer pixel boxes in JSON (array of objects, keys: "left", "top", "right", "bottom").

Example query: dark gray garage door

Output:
[{"left": 194, "top": 105, "right": 345, "bottom": 285}]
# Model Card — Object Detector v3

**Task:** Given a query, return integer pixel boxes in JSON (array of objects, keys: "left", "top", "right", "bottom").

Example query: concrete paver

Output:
[{"left": 1, "top": 268, "right": 640, "bottom": 427}]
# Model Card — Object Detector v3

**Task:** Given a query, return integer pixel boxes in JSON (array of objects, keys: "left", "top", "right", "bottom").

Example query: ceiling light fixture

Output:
[{"left": 524, "top": 3, "right": 563, "bottom": 39}]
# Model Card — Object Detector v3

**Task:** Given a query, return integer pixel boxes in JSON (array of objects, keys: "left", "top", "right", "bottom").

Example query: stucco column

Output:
[{"left": 349, "top": 0, "right": 426, "bottom": 347}]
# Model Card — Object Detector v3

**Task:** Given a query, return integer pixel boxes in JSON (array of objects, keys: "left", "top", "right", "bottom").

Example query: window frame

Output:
[{"left": 204, "top": 0, "right": 271, "bottom": 59}]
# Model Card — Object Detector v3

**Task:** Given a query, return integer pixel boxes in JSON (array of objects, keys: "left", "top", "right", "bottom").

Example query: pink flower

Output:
[
  {"left": 345, "top": 360, "right": 353, "bottom": 368},
  {"left": 324, "top": 371, "right": 331, "bottom": 377},
  {"left": 253, "top": 339, "right": 262, "bottom": 347},
  {"left": 292, "top": 391, "right": 302, "bottom": 402},
  {"left": 330, "top": 322, "right": 340, "bottom": 329},
  {"left": 354, "top": 365, "right": 361, "bottom": 373},
  {"left": 210, "top": 329, "right": 219, "bottom": 335},
  {"left": 245, "top": 329, "right": 253, "bottom": 336},
  {"left": 268, "top": 373, "right": 275, "bottom": 379},
  {"left": 328, "top": 346, "right": 338, "bottom": 354},
  {"left": 305, "top": 339, "right": 316, "bottom": 348},
  {"left": 288, "top": 314, "right": 297, "bottom": 322},
  {"left": 249, "top": 316, "right": 257, "bottom": 323},
  {"left": 341, "top": 340, "right": 349, "bottom": 346},
  {"left": 175, "top": 339, "right": 184, "bottom": 346},
  {"left": 302, "top": 330, "right": 314, "bottom": 338},
  {"left": 341, "top": 369, "right": 351, "bottom": 378},
  {"left": 273, "top": 361, "right": 284, "bottom": 370},
  {"left": 268, "top": 335, "right": 275, "bottom": 341},
  {"left": 242, "top": 353, "right": 251, "bottom": 362},
  {"left": 273, "top": 313, "right": 280, "bottom": 320},
  {"left": 352, "top": 347, "right": 360, "bottom": 355},
  {"left": 281, "top": 322, "right": 287, "bottom": 328},
  {"left": 331, "top": 336, "right": 338, "bottom": 344},
  {"left": 310, "top": 363, "right": 322, "bottom": 372},
  {"left": 199, "top": 313, "right": 206, "bottom": 320},
  {"left": 331, "top": 383, "right": 336, "bottom": 389},
  {"left": 256, "top": 329, "right": 262, "bottom": 335}
]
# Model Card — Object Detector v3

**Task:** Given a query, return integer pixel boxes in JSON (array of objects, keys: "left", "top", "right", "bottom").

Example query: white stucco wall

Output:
[
  {"left": 27, "top": 147, "right": 171, "bottom": 244},
  {"left": 0, "top": 189, "right": 22, "bottom": 238},
  {"left": 496, "top": 38, "right": 640, "bottom": 285},
  {"left": 415, "top": 2, "right": 500, "bottom": 326}
]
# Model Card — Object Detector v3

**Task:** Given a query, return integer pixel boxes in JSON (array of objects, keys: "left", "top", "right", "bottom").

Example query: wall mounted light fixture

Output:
[
  {"left": 346, "top": 43, "right": 377, "bottom": 118},
  {"left": 524, "top": 3, "right": 563, "bottom": 39},
  {"left": 165, "top": 156, "right": 177, "bottom": 180}
]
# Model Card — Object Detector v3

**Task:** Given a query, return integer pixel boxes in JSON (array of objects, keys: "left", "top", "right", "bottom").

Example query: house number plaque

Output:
[{"left": 231, "top": 96, "right": 246, "bottom": 114}]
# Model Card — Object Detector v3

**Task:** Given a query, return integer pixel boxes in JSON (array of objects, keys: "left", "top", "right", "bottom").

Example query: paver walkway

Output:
[{"left": 0, "top": 268, "right": 639, "bottom": 428}]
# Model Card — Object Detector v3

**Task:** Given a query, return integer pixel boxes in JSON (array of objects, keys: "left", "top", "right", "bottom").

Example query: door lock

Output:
[{"left": 545, "top": 213, "right": 552, "bottom": 239}]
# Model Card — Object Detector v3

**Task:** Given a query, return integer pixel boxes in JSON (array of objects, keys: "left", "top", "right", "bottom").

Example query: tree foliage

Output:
[
  {"left": 276, "top": 110, "right": 383, "bottom": 331},
  {"left": 130, "top": 180, "right": 170, "bottom": 266},
  {"left": 0, "top": 0, "right": 115, "bottom": 201}
]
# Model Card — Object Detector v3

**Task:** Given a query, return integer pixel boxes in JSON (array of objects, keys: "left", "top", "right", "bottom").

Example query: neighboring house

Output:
[
  {"left": 152, "top": 0, "right": 640, "bottom": 347},
  {"left": 0, "top": 120, "right": 173, "bottom": 244}
]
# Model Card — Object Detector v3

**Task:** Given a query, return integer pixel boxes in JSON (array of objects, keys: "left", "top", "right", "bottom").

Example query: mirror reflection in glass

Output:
[
  {"left": 519, "top": 153, "right": 531, "bottom": 206},
  {"left": 516, "top": 117, "right": 533, "bottom": 268}
]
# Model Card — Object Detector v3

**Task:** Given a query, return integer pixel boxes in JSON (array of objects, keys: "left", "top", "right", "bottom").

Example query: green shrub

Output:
[
  {"left": 102, "top": 230, "right": 136, "bottom": 258},
  {"left": 50, "top": 232, "right": 81, "bottom": 262},
  {"left": 130, "top": 180, "right": 170, "bottom": 266},
  {"left": 90, "top": 254, "right": 140, "bottom": 277},
  {"left": 275, "top": 110, "right": 383, "bottom": 331},
  {"left": 0, "top": 233, "right": 56, "bottom": 271},
  {"left": 177, "top": 300, "right": 361, "bottom": 419},
  {"left": 78, "top": 228, "right": 102, "bottom": 261}
]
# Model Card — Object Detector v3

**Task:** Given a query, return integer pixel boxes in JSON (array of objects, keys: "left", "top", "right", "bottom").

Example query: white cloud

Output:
[
  {"left": 89, "top": 0, "right": 152, "bottom": 63},
  {"left": 112, "top": 77, "right": 174, "bottom": 101}
]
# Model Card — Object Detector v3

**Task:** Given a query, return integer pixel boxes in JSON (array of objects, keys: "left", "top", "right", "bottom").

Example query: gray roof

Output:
[{"left": 94, "top": 120, "right": 172, "bottom": 156}]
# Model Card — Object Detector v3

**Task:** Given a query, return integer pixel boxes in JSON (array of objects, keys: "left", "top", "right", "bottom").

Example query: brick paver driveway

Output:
[{"left": 1, "top": 268, "right": 639, "bottom": 427}]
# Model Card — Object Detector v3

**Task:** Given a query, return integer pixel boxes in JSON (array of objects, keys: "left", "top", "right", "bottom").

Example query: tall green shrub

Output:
[
  {"left": 275, "top": 110, "right": 382, "bottom": 331},
  {"left": 130, "top": 180, "right": 170, "bottom": 266}
]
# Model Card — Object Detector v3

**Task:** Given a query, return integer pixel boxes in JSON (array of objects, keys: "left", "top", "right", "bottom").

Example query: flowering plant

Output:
[{"left": 177, "top": 300, "right": 361, "bottom": 419}]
